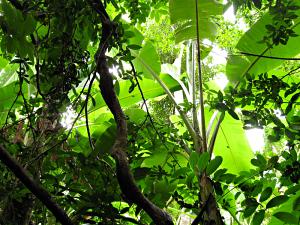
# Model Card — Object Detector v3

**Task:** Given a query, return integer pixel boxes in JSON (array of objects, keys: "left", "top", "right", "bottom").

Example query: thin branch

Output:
[
  {"left": 237, "top": 51, "right": 300, "bottom": 60},
  {"left": 5, "top": 90, "right": 21, "bottom": 126},
  {"left": 84, "top": 73, "right": 97, "bottom": 151},
  {"left": 0, "top": 145, "right": 73, "bottom": 225},
  {"left": 280, "top": 65, "right": 300, "bottom": 80}
]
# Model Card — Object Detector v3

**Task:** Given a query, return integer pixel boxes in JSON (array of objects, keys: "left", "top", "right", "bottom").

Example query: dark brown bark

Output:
[
  {"left": 0, "top": 145, "right": 73, "bottom": 225},
  {"left": 196, "top": 174, "right": 224, "bottom": 225},
  {"left": 89, "top": 1, "right": 174, "bottom": 224}
]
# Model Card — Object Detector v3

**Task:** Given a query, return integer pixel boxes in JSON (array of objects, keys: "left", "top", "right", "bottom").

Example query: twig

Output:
[{"left": 84, "top": 73, "right": 97, "bottom": 151}]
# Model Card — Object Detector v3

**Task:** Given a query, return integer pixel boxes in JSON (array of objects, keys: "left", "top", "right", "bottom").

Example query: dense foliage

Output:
[{"left": 0, "top": 0, "right": 299, "bottom": 224}]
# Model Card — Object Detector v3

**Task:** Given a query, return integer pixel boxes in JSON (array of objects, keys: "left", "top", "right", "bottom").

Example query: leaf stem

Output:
[{"left": 195, "top": 0, "right": 207, "bottom": 152}]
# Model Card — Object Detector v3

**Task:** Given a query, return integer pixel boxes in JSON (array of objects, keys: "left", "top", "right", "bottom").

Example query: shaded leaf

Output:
[
  {"left": 252, "top": 210, "right": 265, "bottom": 225},
  {"left": 260, "top": 187, "right": 273, "bottom": 202},
  {"left": 266, "top": 195, "right": 289, "bottom": 209},
  {"left": 273, "top": 212, "right": 298, "bottom": 224},
  {"left": 206, "top": 156, "right": 223, "bottom": 175}
]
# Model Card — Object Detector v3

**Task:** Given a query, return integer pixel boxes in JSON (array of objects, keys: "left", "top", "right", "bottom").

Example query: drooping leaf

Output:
[
  {"left": 252, "top": 210, "right": 265, "bottom": 225},
  {"left": 206, "top": 156, "right": 223, "bottom": 175},
  {"left": 259, "top": 187, "right": 273, "bottom": 202},
  {"left": 189, "top": 151, "right": 199, "bottom": 169},
  {"left": 285, "top": 184, "right": 300, "bottom": 195}
]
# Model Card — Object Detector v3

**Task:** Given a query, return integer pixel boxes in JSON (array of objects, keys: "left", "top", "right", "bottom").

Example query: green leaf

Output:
[
  {"left": 189, "top": 152, "right": 199, "bottom": 169},
  {"left": 124, "top": 108, "right": 147, "bottom": 125},
  {"left": 273, "top": 212, "right": 298, "bottom": 224},
  {"left": 133, "top": 41, "right": 160, "bottom": 79},
  {"left": 207, "top": 111, "right": 253, "bottom": 174},
  {"left": 226, "top": 6, "right": 300, "bottom": 82},
  {"left": 260, "top": 187, "right": 273, "bottom": 202},
  {"left": 266, "top": 195, "right": 289, "bottom": 209},
  {"left": 127, "top": 44, "right": 142, "bottom": 50},
  {"left": 206, "top": 156, "right": 223, "bottom": 175},
  {"left": 197, "top": 152, "right": 210, "bottom": 173},
  {"left": 227, "top": 108, "right": 239, "bottom": 120},
  {"left": 244, "top": 205, "right": 258, "bottom": 218},
  {"left": 252, "top": 210, "right": 265, "bottom": 225},
  {"left": 141, "top": 147, "right": 168, "bottom": 168},
  {"left": 285, "top": 93, "right": 300, "bottom": 115}
]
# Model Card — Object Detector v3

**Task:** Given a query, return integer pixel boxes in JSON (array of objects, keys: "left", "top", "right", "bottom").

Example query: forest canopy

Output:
[{"left": 0, "top": 0, "right": 299, "bottom": 225}]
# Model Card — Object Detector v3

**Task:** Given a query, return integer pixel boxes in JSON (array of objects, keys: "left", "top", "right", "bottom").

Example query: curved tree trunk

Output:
[{"left": 89, "top": 1, "right": 174, "bottom": 224}]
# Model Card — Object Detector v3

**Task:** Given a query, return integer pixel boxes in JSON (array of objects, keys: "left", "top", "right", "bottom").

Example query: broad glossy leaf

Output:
[
  {"left": 141, "top": 147, "right": 168, "bottom": 168},
  {"left": 0, "top": 82, "right": 29, "bottom": 120},
  {"left": 189, "top": 151, "right": 199, "bottom": 169},
  {"left": 226, "top": 2, "right": 300, "bottom": 82},
  {"left": 285, "top": 184, "right": 300, "bottom": 195},
  {"left": 207, "top": 111, "right": 254, "bottom": 174},
  {"left": 0, "top": 63, "right": 18, "bottom": 87},
  {"left": 169, "top": 0, "right": 223, "bottom": 43}
]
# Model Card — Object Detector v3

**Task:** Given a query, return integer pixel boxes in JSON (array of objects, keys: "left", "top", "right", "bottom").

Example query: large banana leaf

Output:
[
  {"left": 170, "top": 110, "right": 254, "bottom": 174},
  {"left": 169, "top": 0, "right": 223, "bottom": 43},
  {"left": 212, "top": 113, "right": 254, "bottom": 174},
  {"left": 226, "top": 2, "right": 300, "bottom": 82}
]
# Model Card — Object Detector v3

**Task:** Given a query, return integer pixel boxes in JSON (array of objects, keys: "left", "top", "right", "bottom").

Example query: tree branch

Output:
[{"left": 0, "top": 145, "right": 73, "bottom": 225}]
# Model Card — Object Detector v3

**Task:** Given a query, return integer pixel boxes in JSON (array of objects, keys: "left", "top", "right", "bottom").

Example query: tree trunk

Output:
[{"left": 199, "top": 174, "right": 224, "bottom": 225}]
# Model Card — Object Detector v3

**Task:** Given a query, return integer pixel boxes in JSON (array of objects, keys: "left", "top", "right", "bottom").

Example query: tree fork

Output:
[{"left": 90, "top": 1, "right": 173, "bottom": 224}]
